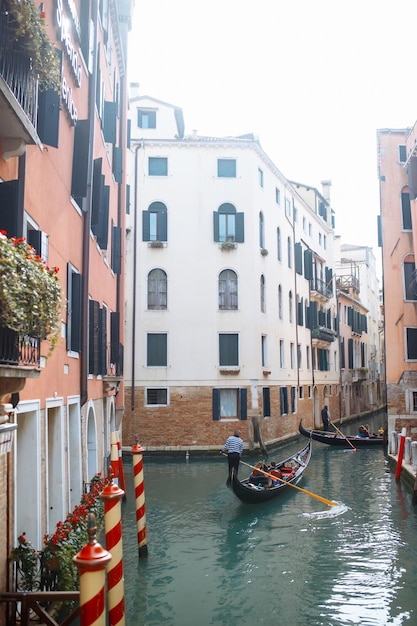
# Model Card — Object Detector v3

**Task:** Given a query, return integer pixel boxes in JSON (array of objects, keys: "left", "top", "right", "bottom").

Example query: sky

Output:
[{"left": 128, "top": 0, "right": 417, "bottom": 262}]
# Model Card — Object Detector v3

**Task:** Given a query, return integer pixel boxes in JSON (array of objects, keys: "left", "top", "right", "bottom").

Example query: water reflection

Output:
[{"left": 121, "top": 420, "right": 417, "bottom": 625}]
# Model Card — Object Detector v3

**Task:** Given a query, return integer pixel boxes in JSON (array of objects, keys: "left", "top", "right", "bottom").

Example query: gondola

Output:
[
  {"left": 298, "top": 419, "right": 385, "bottom": 447},
  {"left": 230, "top": 439, "right": 312, "bottom": 504}
]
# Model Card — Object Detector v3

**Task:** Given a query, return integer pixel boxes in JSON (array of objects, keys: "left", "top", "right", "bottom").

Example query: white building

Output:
[{"left": 124, "top": 95, "right": 339, "bottom": 450}]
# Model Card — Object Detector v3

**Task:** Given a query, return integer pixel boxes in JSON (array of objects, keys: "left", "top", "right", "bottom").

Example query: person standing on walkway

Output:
[
  {"left": 222, "top": 429, "right": 244, "bottom": 486},
  {"left": 321, "top": 405, "right": 330, "bottom": 431}
]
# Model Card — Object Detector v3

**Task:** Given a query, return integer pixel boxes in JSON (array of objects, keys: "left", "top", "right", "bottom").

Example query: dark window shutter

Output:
[
  {"left": 348, "top": 307, "right": 353, "bottom": 327},
  {"left": 407, "top": 328, "right": 417, "bottom": 359},
  {"left": 70, "top": 272, "right": 82, "bottom": 352},
  {"left": 89, "top": 299, "right": 100, "bottom": 374},
  {"left": 97, "top": 185, "right": 109, "bottom": 249},
  {"left": 99, "top": 307, "right": 107, "bottom": 375},
  {"left": 110, "top": 311, "right": 120, "bottom": 365},
  {"left": 0, "top": 180, "right": 19, "bottom": 237},
  {"left": 212, "top": 388, "right": 220, "bottom": 420},
  {"left": 103, "top": 101, "right": 117, "bottom": 143},
  {"left": 157, "top": 209, "right": 167, "bottom": 241},
  {"left": 126, "top": 119, "right": 131, "bottom": 149},
  {"left": 71, "top": 120, "right": 90, "bottom": 200},
  {"left": 126, "top": 184, "right": 130, "bottom": 215},
  {"left": 377, "top": 215, "right": 382, "bottom": 247},
  {"left": 235, "top": 212, "right": 244, "bottom": 242},
  {"left": 262, "top": 387, "right": 270, "bottom": 417},
  {"left": 304, "top": 249, "right": 313, "bottom": 280},
  {"left": 340, "top": 338, "right": 345, "bottom": 368},
  {"left": 111, "top": 225, "right": 122, "bottom": 274},
  {"left": 325, "top": 267, "right": 333, "bottom": 294},
  {"left": 37, "top": 88, "right": 60, "bottom": 147},
  {"left": 295, "top": 242, "right": 303, "bottom": 274},
  {"left": 348, "top": 338, "right": 354, "bottom": 368},
  {"left": 91, "top": 159, "right": 103, "bottom": 232},
  {"left": 239, "top": 388, "right": 247, "bottom": 420},
  {"left": 113, "top": 146, "right": 123, "bottom": 183},
  {"left": 213, "top": 211, "right": 219, "bottom": 242},
  {"left": 297, "top": 298, "right": 304, "bottom": 326},
  {"left": 361, "top": 342, "right": 365, "bottom": 367},
  {"left": 401, "top": 192, "right": 412, "bottom": 230},
  {"left": 142, "top": 211, "right": 150, "bottom": 241},
  {"left": 408, "top": 157, "right": 417, "bottom": 200}
]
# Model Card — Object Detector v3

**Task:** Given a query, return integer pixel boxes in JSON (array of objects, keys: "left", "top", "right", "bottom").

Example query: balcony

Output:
[
  {"left": 0, "top": 4, "right": 41, "bottom": 152},
  {"left": 310, "top": 277, "right": 332, "bottom": 300},
  {"left": 311, "top": 325, "right": 337, "bottom": 345},
  {"left": 0, "top": 327, "right": 41, "bottom": 367}
]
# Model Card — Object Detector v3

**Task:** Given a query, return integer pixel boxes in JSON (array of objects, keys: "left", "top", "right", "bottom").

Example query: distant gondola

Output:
[
  {"left": 298, "top": 419, "right": 385, "bottom": 447},
  {"left": 230, "top": 439, "right": 312, "bottom": 504}
]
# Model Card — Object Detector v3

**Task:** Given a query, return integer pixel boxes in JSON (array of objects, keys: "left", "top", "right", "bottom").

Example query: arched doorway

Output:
[{"left": 86, "top": 406, "right": 98, "bottom": 482}]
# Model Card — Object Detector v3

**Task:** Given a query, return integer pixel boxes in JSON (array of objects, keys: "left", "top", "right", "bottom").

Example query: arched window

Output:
[
  {"left": 403, "top": 253, "right": 417, "bottom": 301},
  {"left": 148, "top": 268, "right": 167, "bottom": 309},
  {"left": 260, "top": 275, "right": 265, "bottom": 312},
  {"left": 259, "top": 211, "right": 265, "bottom": 248},
  {"left": 277, "top": 227, "right": 282, "bottom": 261},
  {"left": 289, "top": 290, "right": 293, "bottom": 323},
  {"left": 214, "top": 203, "right": 244, "bottom": 243},
  {"left": 219, "top": 269, "right": 238, "bottom": 310},
  {"left": 287, "top": 236, "right": 292, "bottom": 268},
  {"left": 278, "top": 285, "right": 283, "bottom": 320},
  {"left": 143, "top": 202, "right": 167, "bottom": 242}
]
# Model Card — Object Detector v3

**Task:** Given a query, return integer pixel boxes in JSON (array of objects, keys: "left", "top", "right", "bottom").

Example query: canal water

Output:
[{"left": 121, "top": 418, "right": 417, "bottom": 626}]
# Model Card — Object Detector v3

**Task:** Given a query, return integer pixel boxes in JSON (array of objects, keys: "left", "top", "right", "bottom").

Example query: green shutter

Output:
[
  {"left": 71, "top": 120, "right": 90, "bottom": 200},
  {"left": 212, "top": 389, "right": 220, "bottom": 420},
  {"left": 113, "top": 146, "right": 123, "bottom": 183}
]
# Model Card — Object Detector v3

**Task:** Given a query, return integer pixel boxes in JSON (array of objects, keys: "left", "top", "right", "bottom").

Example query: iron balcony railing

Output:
[
  {"left": 310, "top": 277, "right": 333, "bottom": 298},
  {"left": 0, "top": 327, "right": 40, "bottom": 367},
  {"left": 0, "top": 5, "right": 38, "bottom": 129}
]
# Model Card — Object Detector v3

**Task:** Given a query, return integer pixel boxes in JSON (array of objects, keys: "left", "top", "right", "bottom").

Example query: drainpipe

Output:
[
  {"left": 130, "top": 143, "right": 141, "bottom": 411},
  {"left": 80, "top": 0, "right": 98, "bottom": 406}
]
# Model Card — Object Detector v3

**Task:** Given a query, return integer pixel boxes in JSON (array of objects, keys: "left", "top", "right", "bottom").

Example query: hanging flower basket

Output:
[{"left": 0, "top": 232, "right": 63, "bottom": 355}]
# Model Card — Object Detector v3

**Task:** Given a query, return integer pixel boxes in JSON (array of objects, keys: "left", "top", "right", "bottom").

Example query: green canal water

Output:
[{"left": 121, "top": 418, "right": 417, "bottom": 626}]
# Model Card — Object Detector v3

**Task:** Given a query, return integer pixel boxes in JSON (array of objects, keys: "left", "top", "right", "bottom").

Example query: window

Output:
[
  {"left": 67, "top": 265, "right": 82, "bottom": 353},
  {"left": 147, "top": 333, "right": 167, "bottom": 366},
  {"left": 287, "top": 237, "right": 292, "bottom": 268},
  {"left": 298, "top": 344, "right": 302, "bottom": 368},
  {"left": 146, "top": 388, "right": 168, "bottom": 405},
  {"left": 217, "top": 159, "right": 236, "bottom": 178},
  {"left": 219, "top": 269, "right": 238, "bottom": 310},
  {"left": 413, "top": 391, "right": 417, "bottom": 412},
  {"left": 285, "top": 197, "right": 291, "bottom": 218},
  {"left": 406, "top": 327, "right": 417, "bottom": 360},
  {"left": 308, "top": 223, "right": 312, "bottom": 237},
  {"left": 302, "top": 217, "right": 306, "bottom": 232},
  {"left": 258, "top": 167, "right": 264, "bottom": 187},
  {"left": 260, "top": 275, "right": 265, "bottom": 312},
  {"left": 291, "top": 386, "right": 296, "bottom": 413},
  {"left": 279, "top": 340, "right": 285, "bottom": 368},
  {"left": 263, "top": 387, "right": 270, "bottom": 417},
  {"left": 148, "top": 269, "right": 167, "bottom": 309},
  {"left": 306, "top": 345, "right": 311, "bottom": 369},
  {"left": 214, "top": 203, "right": 244, "bottom": 243},
  {"left": 148, "top": 157, "right": 167, "bottom": 176},
  {"left": 259, "top": 212, "right": 265, "bottom": 248},
  {"left": 142, "top": 202, "right": 167, "bottom": 242},
  {"left": 319, "top": 233, "right": 322, "bottom": 246},
  {"left": 290, "top": 343, "right": 295, "bottom": 369},
  {"left": 278, "top": 285, "right": 283, "bottom": 320},
  {"left": 299, "top": 385, "right": 304, "bottom": 400},
  {"left": 261, "top": 335, "right": 267, "bottom": 367},
  {"left": 323, "top": 235, "right": 327, "bottom": 250},
  {"left": 138, "top": 109, "right": 156, "bottom": 129},
  {"left": 88, "top": 300, "right": 107, "bottom": 375},
  {"left": 289, "top": 291, "right": 293, "bottom": 323},
  {"left": 402, "top": 190, "right": 412, "bottom": 230},
  {"left": 280, "top": 386, "right": 288, "bottom": 415},
  {"left": 277, "top": 227, "right": 282, "bottom": 261},
  {"left": 219, "top": 333, "right": 239, "bottom": 366},
  {"left": 399, "top": 144, "right": 407, "bottom": 163},
  {"left": 275, "top": 187, "right": 281, "bottom": 204},
  {"left": 212, "top": 388, "right": 247, "bottom": 420}
]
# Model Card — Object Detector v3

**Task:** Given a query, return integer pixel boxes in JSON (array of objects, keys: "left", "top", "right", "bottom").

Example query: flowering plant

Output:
[
  {"left": 0, "top": 232, "right": 62, "bottom": 354},
  {"left": 2, "top": 0, "right": 61, "bottom": 91},
  {"left": 9, "top": 532, "right": 38, "bottom": 591},
  {"left": 43, "top": 475, "right": 108, "bottom": 591}
]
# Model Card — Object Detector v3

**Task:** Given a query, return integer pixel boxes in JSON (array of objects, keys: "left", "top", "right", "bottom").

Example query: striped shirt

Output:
[{"left": 222, "top": 435, "right": 243, "bottom": 455}]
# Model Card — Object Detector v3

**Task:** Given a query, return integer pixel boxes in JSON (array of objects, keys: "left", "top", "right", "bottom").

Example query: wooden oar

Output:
[
  {"left": 330, "top": 421, "right": 357, "bottom": 451},
  {"left": 236, "top": 457, "right": 339, "bottom": 508}
]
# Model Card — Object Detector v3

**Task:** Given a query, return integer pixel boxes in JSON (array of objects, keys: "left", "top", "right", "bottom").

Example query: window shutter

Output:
[
  {"left": 157, "top": 209, "right": 167, "bottom": 241},
  {"left": 99, "top": 307, "right": 107, "bottom": 375},
  {"left": 71, "top": 120, "right": 90, "bottom": 200},
  {"left": 408, "top": 156, "right": 417, "bottom": 200},
  {"left": 347, "top": 307, "right": 353, "bottom": 327},
  {"left": 91, "top": 159, "right": 103, "bottom": 232},
  {"left": 262, "top": 388, "right": 270, "bottom": 418},
  {"left": 212, "top": 388, "right": 220, "bottom": 420},
  {"left": 295, "top": 242, "right": 303, "bottom": 275},
  {"left": 401, "top": 192, "right": 412, "bottom": 230},
  {"left": 111, "top": 225, "right": 122, "bottom": 274},
  {"left": 103, "top": 101, "right": 117, "bottom": 143},
  {"left": 0, "top": 180, "right": 19, "bottom": 237},
  {"left": 297, "top": 298, "right": 304, "bottom": 326},
  {"left": 239, "top": 388, "right": 247, "bottom": 420},
  {"left": 348, "top": 338, "right": 354, "bottom": 369},
  {"left": 113, "top": 146, "right": 123, "bottom": 183},
  {"left": 126, "top": 119, "right": 131, "bottom": 149},
  {"left": 235, "top": 212, "right": 244, "bottom": 242},
  {"left": 213, "top": 211, "right": 219, "bottom": 242},
  {"left": 325, "top": 267, "right": 333, "bottom": 294},
  {"left": 377, "top": 215, "right": 382, "bottom": 247},
  {"left": 37, "top": 87, "right": 60, "bottom": 147},
  {"left": 340, "top": 338, "right": 345, "bottom": 368},
  {"left": 110, "top": 311, "right": 120, "bottom": 365},
  {"left": 70, "top": 273, "right": 82, "bottom": 352},
  {"left": 126, "top": 184, "right": 130, "bottom": 215},
  {"left": 304, "top": 249, "right": 313, "bottom": 280},
  {"left": 89, "top": 299, "right": 100, "bottom": 374},
  {"left": 361, "top": 342, "right": 365, "bottom": 367},
  {"left": 97, "top": 185, "right": 109, "bottom": 249},
  {"left": 142, "top": 211, "right": 150, "bottom": 241}
]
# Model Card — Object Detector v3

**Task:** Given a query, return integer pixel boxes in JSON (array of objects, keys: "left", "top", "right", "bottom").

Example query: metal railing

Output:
[{"left": 0, "top": 327, "right": 40, "bottom": 367}]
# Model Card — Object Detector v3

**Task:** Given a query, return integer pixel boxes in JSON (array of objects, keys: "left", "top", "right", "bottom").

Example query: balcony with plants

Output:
[{"left": 0, "top": 0, "right": 61, "bottom": 151}]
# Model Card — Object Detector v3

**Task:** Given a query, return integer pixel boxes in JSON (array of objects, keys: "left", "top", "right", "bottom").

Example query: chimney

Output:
[{"left": 321, "top": 180, "right": 332, "bottom": 202}]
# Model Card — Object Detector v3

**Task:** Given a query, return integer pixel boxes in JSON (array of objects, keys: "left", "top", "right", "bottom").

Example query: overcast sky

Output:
[{"left": 128, "top": 0, "right": 417, "bottom": 261}]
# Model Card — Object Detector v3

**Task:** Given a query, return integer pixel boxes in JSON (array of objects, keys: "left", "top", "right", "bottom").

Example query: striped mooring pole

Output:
[
  {"left": 100, "top": 477, "right": 126, "bottom": 626},
  {"left": 131, "top": 441, "right": 148, "bottom": 557},
  {"left": 115, "top": 431, "right": 127, "bottom": 496},
  {"left": 73, "top": 513, "right": 112, "bottom": 626},
  {"left": 110, "top": 432, "right": 119, "bottom": 485}
]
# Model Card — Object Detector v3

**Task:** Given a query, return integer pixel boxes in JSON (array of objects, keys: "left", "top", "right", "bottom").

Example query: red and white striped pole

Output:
[
  {"left": 73, "top": 513, "right": 112, "bottom": 626},
  {"left": 110, "top": 432, "right": 119, "bottom": 485},
  {"left": 131, "top": 441, "right": 148, "bottom": 557},
  {"left": 396, "top": 427, "right": 407, "bottom": 481},
  {"left": 115, "top": 431, "right": 127, "bottom": 497},
  {"left": 100, "top": 478, "right": 126, "bottom": 626}
]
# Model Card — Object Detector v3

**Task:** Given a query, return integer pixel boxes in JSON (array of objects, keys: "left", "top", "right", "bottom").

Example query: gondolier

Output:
[{"left": 222, "top": 429, "right": 243, "bottom": 486}]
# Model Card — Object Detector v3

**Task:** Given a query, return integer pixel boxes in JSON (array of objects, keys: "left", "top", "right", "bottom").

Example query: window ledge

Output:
[
  {"left": 148, "top": 241, "right": 167, "bottom": 248},
  {"left": 219, "top": 366, "right": 240, "bottom": 375}
]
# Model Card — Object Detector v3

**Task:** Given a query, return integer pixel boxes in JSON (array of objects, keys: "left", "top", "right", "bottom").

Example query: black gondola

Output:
[
  {"left": 298, "top": 419, "right": 385, "bottom": 447},
  {"left": 230, "top": 439, "right": 312, "bottom": 504}
]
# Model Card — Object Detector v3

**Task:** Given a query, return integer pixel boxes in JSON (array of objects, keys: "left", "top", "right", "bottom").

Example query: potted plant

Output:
[
  {"left": 9, "top": 533, "right": 38, "bottom": 591},
  {"left": 0, "top": 232, "right": 63, "bottom": 355},
  {"left": 2, "top": 0, "right": 61, "bottom": 91}
]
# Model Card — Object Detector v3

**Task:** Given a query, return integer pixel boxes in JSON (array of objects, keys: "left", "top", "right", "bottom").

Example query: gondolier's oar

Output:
[
  {"left": 330, "top": 421, "right": 357, "bottom": 451},
  {"left": 236, "top": 458, "right": 339, "bottom": 508}
]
